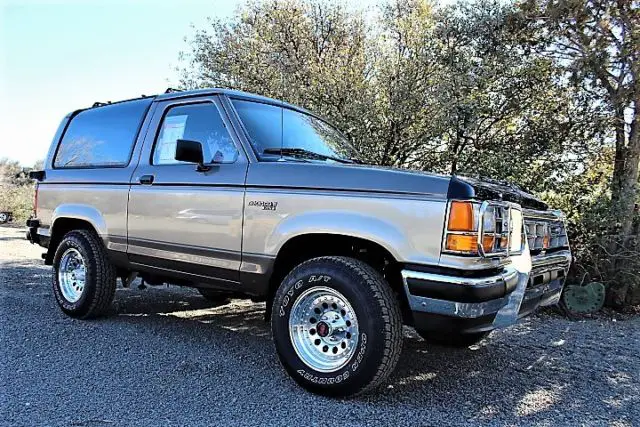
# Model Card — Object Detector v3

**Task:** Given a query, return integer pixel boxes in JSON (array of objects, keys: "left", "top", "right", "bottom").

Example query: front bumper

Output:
[{"left": 403, "top": 249, "right": 571, "bottom": 334}]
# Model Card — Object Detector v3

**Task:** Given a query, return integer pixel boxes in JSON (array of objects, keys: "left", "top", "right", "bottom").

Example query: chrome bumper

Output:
[
  {"left": 401, "top": 267, "right": 519, "bottom": 318},
  {"left": 402, "top": 249, "right": 571, "bottom": 332}
]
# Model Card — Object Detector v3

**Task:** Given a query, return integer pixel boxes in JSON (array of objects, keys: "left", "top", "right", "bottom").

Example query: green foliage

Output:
[
  {"left": 0, "top": 158, "right": 37, "bottom": 224},
  {"left": 542, "top": 149, "right": 640, "bottom": 306},
  {"left": 0, "top": 184, "right": 34, "bottom": 224},
  {"left": 516, "top": 0, "right": 640, "bottom": 307}
]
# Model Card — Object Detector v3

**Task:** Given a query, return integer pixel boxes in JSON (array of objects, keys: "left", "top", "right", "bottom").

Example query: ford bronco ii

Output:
[{"left": 26, "top": 88, "right": 571, "bottom": 396}]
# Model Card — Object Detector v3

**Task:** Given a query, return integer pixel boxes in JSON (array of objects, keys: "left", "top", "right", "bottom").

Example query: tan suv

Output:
[{"left": 26, "top": 88, "right": 571, "bottom": 396}]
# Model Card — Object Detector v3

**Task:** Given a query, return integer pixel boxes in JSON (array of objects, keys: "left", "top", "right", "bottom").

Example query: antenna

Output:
[{"left": 278, "top": 51, "right": 285, "bottom": 159}]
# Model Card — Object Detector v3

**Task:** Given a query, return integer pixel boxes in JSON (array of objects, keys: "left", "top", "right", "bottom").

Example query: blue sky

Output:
[{"left": 0, "top": 0, "right": 239, "bottom": 165}]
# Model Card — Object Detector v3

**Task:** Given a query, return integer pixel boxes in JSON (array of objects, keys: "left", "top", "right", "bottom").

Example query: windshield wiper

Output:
[{"left": 263, "top": 147, "right": 354, "bottom": 164}]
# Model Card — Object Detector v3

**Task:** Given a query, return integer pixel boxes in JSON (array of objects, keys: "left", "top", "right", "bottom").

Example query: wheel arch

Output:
[
  {"left": 45, "top": 210, "right": 104, "bottom": 265},
  {"left": 265, "top": 233, "right": 409, "bottom": 322}
]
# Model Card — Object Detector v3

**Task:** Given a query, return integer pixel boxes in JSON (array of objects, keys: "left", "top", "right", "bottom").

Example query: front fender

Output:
[{"left": 266, "top": 211, "right": 408, "bottom": 262}]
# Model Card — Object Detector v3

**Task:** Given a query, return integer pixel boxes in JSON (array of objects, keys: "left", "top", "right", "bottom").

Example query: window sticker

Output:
[{"left": 157, "top": 115, "right": 188, "bottom": 163}]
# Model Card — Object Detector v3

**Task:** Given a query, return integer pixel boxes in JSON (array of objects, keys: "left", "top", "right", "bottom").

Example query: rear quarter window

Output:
[{"left": 54, "top": 98, "right": 152, "bottom": 168}]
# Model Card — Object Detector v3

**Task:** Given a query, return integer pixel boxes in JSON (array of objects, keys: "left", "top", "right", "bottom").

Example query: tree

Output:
[
  {"left": 517, "top": 0, "right": 639, "bottom": 306},
  {"left": 179, "top": 0, "right": 379, "bottom": 159},
  {"left": 418, "top": 0, "right": 605, "bottom": 193}
]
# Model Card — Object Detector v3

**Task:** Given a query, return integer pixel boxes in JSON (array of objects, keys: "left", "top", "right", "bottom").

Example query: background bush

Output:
[{"left": 0, "top": 184, "right": 34, "bottom": 224}]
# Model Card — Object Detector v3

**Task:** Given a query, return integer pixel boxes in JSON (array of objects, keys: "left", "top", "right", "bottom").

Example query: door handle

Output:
[{"left": 139, "top": 174, "right": 154, "bottom": 185}]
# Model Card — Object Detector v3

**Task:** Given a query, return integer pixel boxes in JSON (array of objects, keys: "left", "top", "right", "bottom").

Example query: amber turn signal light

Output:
[
  {"left": 445, "top": 234, "right": 476, "bottom": 252},
  {"left": 448, "top": 201, "right": 475, "bottom": 231},
  {"left": 445, "top": 234, "right": 494, "bottom": 253}
]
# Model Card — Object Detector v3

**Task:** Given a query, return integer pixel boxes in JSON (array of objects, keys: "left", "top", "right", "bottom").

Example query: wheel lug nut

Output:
[
  {"left": 314, "top": 339, "right": 321, "bottom": 345},
  {"left": 332, "top": 347, "right": 338, "bottom": 354},
  {"left": 322, "top": 345, "right": 328, "bottom": 353},
  {"left": 309, "top": 328, "right": 316, "bottom": 335}
]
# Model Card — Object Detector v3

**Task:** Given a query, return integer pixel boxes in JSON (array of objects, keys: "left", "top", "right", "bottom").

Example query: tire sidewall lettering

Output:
[
  {"left": 276, "top": 268, "right": 375, "bottom": 386},
  {"left": 279, "top": 277, "right": 330, "bottom": 317}
]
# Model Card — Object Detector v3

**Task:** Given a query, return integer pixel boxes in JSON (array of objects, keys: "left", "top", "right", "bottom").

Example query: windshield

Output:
[{"left": 231, "top": 99, "right": 362, "bottom": 163}]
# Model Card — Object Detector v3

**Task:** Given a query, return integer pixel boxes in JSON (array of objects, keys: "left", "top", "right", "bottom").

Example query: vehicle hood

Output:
[
  {"left": 449, "top": 175, "right": 548, "bottom": 210},
  {"left": 247, "top": 162, "right": 452, "bottom": 198},
  {"left": 246, "top": 162, "right": 547, "bottom": 209}
]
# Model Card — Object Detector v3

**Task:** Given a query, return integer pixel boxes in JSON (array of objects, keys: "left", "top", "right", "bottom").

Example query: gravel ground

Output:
[{"left": 1, "top": 226, "right": 638, "bottom": 427}]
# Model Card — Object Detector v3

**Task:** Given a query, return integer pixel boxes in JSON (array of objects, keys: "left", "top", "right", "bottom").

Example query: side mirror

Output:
[
  {"left": 175, "top": 139, "right": 210, "bottom": 171},
  {"left": 28, "top": 170, "right": 46, "bottom": 181}
]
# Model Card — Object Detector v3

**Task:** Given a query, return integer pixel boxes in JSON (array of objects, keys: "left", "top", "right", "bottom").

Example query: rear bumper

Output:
[
  {"left": 25, "top": 218, "right": 49, "bottom": 247},
  {"left": 25, "top": 219, "right": 40, "bottom": 244},
  {"left": 403, "top": 249, "right": 571, "bottom": 334}
]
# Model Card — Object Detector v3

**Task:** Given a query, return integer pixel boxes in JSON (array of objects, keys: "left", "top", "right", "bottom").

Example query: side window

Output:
[
  {"left": 153, "top": 103, "right": 238, "bottom": 165},
  {"left": 54, "top": 98, "right": 151, "bottom": 168}
]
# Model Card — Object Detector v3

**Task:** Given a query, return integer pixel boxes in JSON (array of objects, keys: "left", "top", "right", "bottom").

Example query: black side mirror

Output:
[
  {"left": 175, "top": 139, "right": 210, "bottom": 171},
  {"left": 28, "top": 170, "right": 46, "bottom": 181}
]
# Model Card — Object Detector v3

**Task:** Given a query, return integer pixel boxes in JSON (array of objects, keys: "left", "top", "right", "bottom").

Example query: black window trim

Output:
[
  {"left": 227, "top": 96, "right": 357, "bottom": 162},
  {"left": 52, "top": 99, "right": 153, "bottom": 170},
  {"left": 149, "top": 98, "right": 240, "bottom": 167}
]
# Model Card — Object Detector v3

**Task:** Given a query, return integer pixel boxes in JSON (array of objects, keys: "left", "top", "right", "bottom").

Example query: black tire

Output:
[
  {"left": 52, "top": 229, "right": 117, "bottom": 319},
  {"left": 271, "top": 256, "right": 402, "bottom": 397},
  {"left": 197, "top": 289, "right": 231, "bottom": 306},
  {"left": 417, "top": 330, "right": 489, "bottom": 348}
]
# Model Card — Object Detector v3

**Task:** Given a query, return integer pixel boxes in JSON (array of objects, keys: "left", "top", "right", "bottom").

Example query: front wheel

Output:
[{"left": 271, "top": 256, "right": 403, "bottom": 397}]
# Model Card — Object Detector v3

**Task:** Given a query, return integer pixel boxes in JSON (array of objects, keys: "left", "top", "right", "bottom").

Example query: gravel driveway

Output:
[{"left": 1, "top": 226, "right": 638, "bottom": 427}]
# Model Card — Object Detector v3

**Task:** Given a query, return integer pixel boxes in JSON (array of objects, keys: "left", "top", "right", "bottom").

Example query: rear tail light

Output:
[
  {"left": 443, "top": 200, "right": 524, "bottom": 257},
  {"left": 33, "top": 183, "right": 39, "bottom": 217}
]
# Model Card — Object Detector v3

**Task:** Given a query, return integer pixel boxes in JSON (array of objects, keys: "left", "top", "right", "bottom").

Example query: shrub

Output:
[{"left": 0, "top": 184, "right": 35, "bottom": 224}]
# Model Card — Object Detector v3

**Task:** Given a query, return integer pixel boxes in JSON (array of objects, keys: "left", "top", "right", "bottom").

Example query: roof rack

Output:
[
  {"left": 92, "top": 101, "right": 112, "bottom": 107},
  {"left": 164, "top": 87, "right": 183, "bottom": 94}
]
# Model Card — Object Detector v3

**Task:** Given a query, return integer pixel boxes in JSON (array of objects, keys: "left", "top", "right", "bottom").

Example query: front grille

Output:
[{"left": 524, "top": 210, "right": 568, "bottom": 252}]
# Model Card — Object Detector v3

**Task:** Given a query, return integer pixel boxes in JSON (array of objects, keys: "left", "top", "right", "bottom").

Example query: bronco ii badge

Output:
[{"left": 248, "top": 200, "right": 278, "bottom": 211}]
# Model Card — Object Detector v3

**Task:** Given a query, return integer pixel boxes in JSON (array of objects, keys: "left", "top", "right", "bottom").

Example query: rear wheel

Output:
[
  {"left": 417, "top": 330, "right": 489, "bottom": 348},
  {"left": 52, "top": 229, "right": 117, "bottom": 319},
  {"left": 271, "top": 256, "right": 402, "bottom": 397}
]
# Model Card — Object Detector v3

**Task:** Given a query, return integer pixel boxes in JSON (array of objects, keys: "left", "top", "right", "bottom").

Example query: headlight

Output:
[{"left": 443, "top": 200, "right": 524, "bottom": 257}]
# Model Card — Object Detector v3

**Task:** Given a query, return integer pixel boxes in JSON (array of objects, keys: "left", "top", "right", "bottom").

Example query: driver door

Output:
[{"left": 127, "top": 96, "right": 248, "bottom": 288}]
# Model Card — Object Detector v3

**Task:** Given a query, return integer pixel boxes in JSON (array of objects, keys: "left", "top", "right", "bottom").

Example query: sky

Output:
[{"left": 0, "top": 0, "right": 240, "bottom": 166}]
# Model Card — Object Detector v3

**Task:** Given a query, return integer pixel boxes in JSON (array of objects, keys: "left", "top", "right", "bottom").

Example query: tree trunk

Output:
[{"left": 606, "top": 100, "right": 640, "bottom": 308}]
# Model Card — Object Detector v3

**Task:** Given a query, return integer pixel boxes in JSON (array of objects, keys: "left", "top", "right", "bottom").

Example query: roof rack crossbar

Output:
[{"left": 164, "top": 87, "right": 183, "bottom": 94}]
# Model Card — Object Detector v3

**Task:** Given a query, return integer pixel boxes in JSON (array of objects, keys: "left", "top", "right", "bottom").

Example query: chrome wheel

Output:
[
  {"left": 58, "top": 248, "right": 86, "bottom": 303},
  {"left": 289, "top": 286, "right": 359, "bottom": 373}
]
